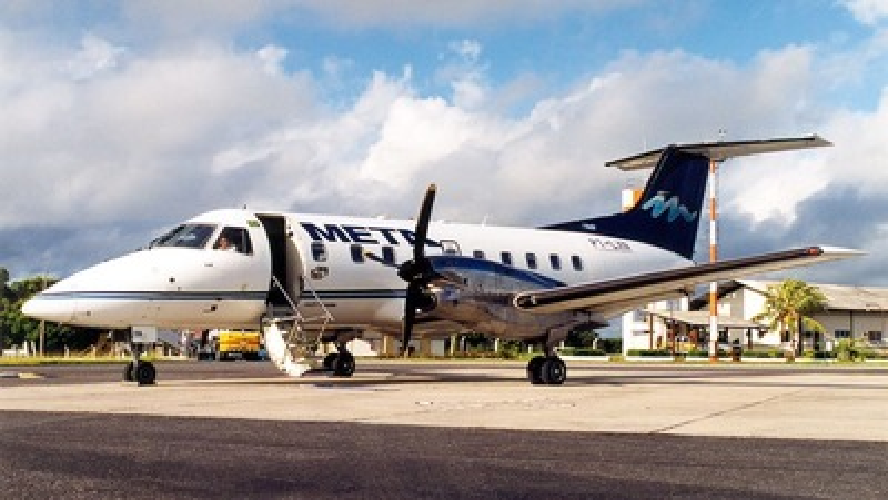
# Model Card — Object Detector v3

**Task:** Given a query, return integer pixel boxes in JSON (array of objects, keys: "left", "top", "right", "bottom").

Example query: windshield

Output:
[{"left": 150, "top": 224, "right": 216, "bottom": 249}]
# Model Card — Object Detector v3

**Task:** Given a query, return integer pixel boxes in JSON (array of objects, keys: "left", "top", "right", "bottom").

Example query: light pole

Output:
[{"left": 708, "top": 157, "right": 721, "bottom": 361}]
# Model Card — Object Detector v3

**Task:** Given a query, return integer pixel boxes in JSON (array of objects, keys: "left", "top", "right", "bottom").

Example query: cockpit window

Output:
[
  {"left": 213, "top": 227, "right": 253, "bottom": 255},
  {"left": 150, "top": 224, "right": 216, "bottom": 249}
]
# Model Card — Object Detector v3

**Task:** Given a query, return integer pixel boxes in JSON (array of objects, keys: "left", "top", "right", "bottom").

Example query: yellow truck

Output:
[{"left": 214, "top": 330, "right": 263, "bottom": 361}]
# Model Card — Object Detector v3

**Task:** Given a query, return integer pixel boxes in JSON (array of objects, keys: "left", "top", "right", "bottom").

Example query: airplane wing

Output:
[{"left": 512, "top": 246, "right": 863, "bottom": 315}]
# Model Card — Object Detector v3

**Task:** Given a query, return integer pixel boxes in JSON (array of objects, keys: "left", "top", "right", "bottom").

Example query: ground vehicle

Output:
[{"left": 215, "top": 330, "right": 263, "bottom": 361}]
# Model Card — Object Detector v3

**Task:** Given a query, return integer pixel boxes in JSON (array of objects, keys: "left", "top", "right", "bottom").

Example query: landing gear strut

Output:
[
  {"left": 526, "top": 339, "right": 567, "bottom": 385},
  {"left": 123, "top": 340, "right": 156, "bottom": 385},
  {"left": 526, "top": 356, "right": 567, "bottom": 385},
  {"left": 323, "top": 343, "right": 355, "bottom": 377}
]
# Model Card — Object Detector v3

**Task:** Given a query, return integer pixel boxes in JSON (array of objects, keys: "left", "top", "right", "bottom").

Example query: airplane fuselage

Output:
[{"left": 24, "top": 208, "right": 690, "bottom": 341}]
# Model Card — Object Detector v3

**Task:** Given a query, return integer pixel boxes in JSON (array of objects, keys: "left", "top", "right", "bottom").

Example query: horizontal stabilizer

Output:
[{"left": 608, "top": 135, "right": 831, "bottom": 171}]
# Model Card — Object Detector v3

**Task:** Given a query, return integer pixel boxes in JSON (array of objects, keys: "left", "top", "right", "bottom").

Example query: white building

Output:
[
  {"left": 622, "top": 294, "right": 764, "bottom": 354},
  {"left": 622, "top": 280, "right": 888, "bottom": 353}
]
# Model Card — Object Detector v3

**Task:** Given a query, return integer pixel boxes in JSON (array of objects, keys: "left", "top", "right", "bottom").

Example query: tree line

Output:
[{"left": 0, "top": 267, "right": 102, "bottom": 354}]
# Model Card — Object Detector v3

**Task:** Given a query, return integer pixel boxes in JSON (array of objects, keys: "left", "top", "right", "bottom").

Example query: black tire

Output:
[
  {"left": 123, "top": 362, "right": 135, "bottom": 382},
  {"left": 333, "top": 352, "right": 355, "bottom": 377},
  {"left": 526, "top": 356, "right": 546, "bottom": 384},
  {"left": 135, "top": 362, "right": 156, "bottom": 385},
  {"left": 322, "top": 353, "right": 339, "bottom": 371},
  {"left": 541, "top": 357, "right": 567, "bottom": 385}
]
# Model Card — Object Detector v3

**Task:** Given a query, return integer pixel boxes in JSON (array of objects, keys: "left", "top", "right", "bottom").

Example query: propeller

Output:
[{"left": 397, "top": 184, "right": 438, "bottom": 356}]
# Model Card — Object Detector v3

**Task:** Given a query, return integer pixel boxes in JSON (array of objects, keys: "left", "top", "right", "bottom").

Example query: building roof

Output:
[
  {"left": 739, "top": 280, "right": 888, "bottom": 312},
  {"left": 644, "top": 309, "right": 764, "bottom": 329}
]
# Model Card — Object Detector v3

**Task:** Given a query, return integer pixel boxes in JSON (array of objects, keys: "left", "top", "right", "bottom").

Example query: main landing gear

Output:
[
  {"left": 123, "top": 342, "right": 156, "bottom": 385},
  {"left": 526, "top": 355, "right": 567, "bottom": 385},
  {"left": 321, "top": 343, "right": 355, "bottom": 377}
]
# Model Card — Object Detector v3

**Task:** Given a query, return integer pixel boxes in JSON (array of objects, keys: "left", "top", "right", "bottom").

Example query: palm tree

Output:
[{"left": 753, "top": 279, "right": 827, "bottom": 357}]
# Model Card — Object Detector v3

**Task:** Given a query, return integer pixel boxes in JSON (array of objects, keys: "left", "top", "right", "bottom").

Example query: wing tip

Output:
[{"left": 810, "top": 246, "right": 867, "bottom": 258}]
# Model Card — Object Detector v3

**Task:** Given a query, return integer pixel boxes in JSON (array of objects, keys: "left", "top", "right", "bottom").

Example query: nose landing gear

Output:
[
  {"left": 123, "top": 342, "right": 156, "bottom": 385},
  {"left": 123, "top": 361, "right": 156, "bottom": 385},
  {"left": 322, "top": 343, "right": 356, "bottom": 377}
]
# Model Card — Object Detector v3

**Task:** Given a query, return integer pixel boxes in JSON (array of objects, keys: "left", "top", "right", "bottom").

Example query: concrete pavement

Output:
[{"left": 3, "top": 363, "right": 888, "bottom": 441}]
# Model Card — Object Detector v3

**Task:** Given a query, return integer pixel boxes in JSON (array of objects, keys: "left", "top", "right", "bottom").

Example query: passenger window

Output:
[
  {"left": 525, "top": 252, "right": 537, "bottom": 269},
  {"left": 571, "top": 255, "right": 584, "bottom": 271},
  {"left": 351, "top": 244, "right": 365, "bottom": 263},
  {"left": 501, "top": 251, "right": 513, "bottom": 266},
  {"left": 382, "top": 246, "right": 396, "bottom": 265},
  {"left": 214, "top": 227, "right": 252, "bottom": 255},
  {"left": 473, "top": 249, "right": 485, "bottom": 259},
  {"left": 550, "top": 254, "right": 561, "bottom": 270},
  {"left": 311, "top": 241, "right": 327, "bottom": 262},
  {"left": 441, "top": 240, "right": 461, "bottom": 256}
]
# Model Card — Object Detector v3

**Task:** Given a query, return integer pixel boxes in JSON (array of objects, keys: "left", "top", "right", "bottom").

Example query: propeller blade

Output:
[
  {"left": 400, "top": 183, "right": 438, "bottom": 357},
  {"left": 413, "top": 183, "right": 436, "bottom": 262},
  {"left": 402, "top": 285, "right": 419, "bottom": 356}
]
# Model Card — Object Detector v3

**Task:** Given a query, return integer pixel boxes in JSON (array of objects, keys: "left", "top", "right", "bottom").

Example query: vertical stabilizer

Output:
[
  {"left": 542, "top": 135, "right": 832, "bottom": 260},
  {"left": 543, "top": 147, "right": 709, "bottom": 259}
]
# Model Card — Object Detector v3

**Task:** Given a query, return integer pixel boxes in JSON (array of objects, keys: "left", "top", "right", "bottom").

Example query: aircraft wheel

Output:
[
  {"left": 322, "top": 352, "right": 339, "bottom": 371},
  {"left": 123, "top": 362, "right": 135, "bottom": 382},
  {"left": 333, "top": 352, "right": 355, "bottom": 377},
  {"left": 526, "top": 356, "right": 546, "bottom": 385},
  {"left": 135, "top": 362, "right": 156, "bottom": 385},
  {"left": 540, "top": 357, "right": 567, "bottom": 385}
]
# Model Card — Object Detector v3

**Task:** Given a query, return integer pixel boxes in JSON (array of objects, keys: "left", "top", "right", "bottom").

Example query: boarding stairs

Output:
[{"left": 262, "top": 276, "right": 333, "bottom": 377}]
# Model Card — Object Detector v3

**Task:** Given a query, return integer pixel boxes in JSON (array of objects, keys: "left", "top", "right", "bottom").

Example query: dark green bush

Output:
[
  {"left": 626, "top": 349, "right": 672, "bottom": 357},
  {"left": 742, "top": 350, "right": 785, "bottom": 358},
  {"left": 812, "top": 351, "right": 836, "bottom": 359},
  {"left": 559, "top": 347, "right": 606, "bottom": 357},
  {"left": 686, "top": 349, "right": 727, "bottom": 358}
]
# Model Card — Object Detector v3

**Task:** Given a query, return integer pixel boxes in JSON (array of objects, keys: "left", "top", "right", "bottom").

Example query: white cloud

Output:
[
  {"left": 121, "top": 0, "right": 287, "bottom": 34},
  {"left": 67, "top": 34, "right": 126, "bottom": 80},
  {"left": 257, "top": 44, "right": 288, "bottom": 75},
  {"left": 438, "top": 39, "right": 488, "bottom": 110},
  {"left": 76, "top": 0, "right": 644, "bottom": 32},
  {"left": 0, "top": 33, "right": 316, "bottom": 230},
  {"left": 841, "top": 0, "right": 888, "bottom": 24},
  {"left": 449, "top": 40, "right": 482, "bottom": 62},
  {"left": 0, "top": 36, "right": 836, "bottom": 230}
]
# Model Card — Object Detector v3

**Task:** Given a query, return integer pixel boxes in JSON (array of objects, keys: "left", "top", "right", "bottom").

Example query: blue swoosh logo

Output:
[{"left": 641, "top": 191, "right": 698, "bottom": 223}]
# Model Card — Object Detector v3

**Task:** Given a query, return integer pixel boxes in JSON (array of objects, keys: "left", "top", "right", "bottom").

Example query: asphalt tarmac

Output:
[{"left": 2, "top": 360, "right": 888, "bottom": 499}]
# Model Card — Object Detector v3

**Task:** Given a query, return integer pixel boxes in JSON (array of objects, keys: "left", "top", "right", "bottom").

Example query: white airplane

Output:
[{"left": 23, "top": 136, "right": 862, "bottom": 385}]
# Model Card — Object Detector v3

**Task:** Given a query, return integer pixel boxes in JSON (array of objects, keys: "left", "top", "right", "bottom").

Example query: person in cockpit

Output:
[
  {"left": 213, "top": 227, "right": 251, "bottom": 254},
  {"left": 215, "top": 235, "right": 234, "bottom": 251}
]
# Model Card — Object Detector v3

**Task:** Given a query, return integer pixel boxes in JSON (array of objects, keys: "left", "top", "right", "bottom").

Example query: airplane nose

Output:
[{"left": 21, "top": 294, "right": 76, "bottom": 324}]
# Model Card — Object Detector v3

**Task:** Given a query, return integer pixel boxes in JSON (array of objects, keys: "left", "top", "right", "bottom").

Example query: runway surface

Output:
[{"left": 2, "top": 360, "right": 888, "bottom": 498}]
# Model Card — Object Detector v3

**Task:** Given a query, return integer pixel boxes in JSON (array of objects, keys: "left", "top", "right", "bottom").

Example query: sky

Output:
[{"left": 2, "top": 0, "right": 888, "bottom": 288}]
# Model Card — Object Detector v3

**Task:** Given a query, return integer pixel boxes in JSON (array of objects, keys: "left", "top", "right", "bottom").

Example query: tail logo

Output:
[{"left": 641, "top": 191, "right": 698, "bottom": 223}]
